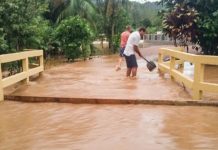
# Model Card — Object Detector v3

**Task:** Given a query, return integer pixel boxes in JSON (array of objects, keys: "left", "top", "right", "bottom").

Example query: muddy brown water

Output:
[
  {"left": 1, "top": 45, "right": 218, "bottom": 149},
  {"left": 6, "top": 46, "right": 218, "bottom": 101},
  {"left": 0, "top": 101, "right": 218, "bottom": 150}
]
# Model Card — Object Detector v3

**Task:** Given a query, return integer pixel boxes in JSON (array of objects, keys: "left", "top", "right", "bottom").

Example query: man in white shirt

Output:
[{"left": 123, "top": 27, "right": 146, "bottom": 78}]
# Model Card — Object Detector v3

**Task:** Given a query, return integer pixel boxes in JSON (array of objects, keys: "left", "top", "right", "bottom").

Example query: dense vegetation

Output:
[
  {"left": 0, "top": 0, "right": 161, "bottom": 59},
  {"left": 0, "top": 0, "right": 217, "bottom": 59},
  {"left": 161, "top": 0, "right": 218, "bottom": 55},
  {"left": 0, "top": 0, "right": 49, "bottom": 53},
  {"left": 55, "top": 16, "right": 93, "bottom": 61}
]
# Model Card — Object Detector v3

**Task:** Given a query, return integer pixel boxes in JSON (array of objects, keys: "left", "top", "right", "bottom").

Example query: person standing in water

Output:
[
  {"left": 115, "top": 25, "right": 132, "bottom": 71},
  {"left": 123, "top": 27, "right": 146, "bottom": 78}
]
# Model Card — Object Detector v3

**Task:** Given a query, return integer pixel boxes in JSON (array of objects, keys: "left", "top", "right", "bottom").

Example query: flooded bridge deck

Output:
[
  {"left": 1, "top": 46, "right": 218, "bottom": 150},
  {"left": 5, "top": 46, "right": 218, "bottom": 106}
]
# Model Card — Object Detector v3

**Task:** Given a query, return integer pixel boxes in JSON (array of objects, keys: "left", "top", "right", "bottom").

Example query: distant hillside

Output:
[{"left": 129, "top": 1, "right": 162, "bottom": 28}]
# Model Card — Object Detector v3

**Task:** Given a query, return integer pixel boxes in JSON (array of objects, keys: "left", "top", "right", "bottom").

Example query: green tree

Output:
[
  {"left": 0, "top": 28, "right": 8, "bottom": 54},
  {"left": 55, "top": 16, "right": 93, "bottom": 61},
  {"left": 141, "top": 18, "right": 152, "bottom": 27},
  {"left": 162, "top": 3, "right": 199, "bottom": 47},
  {"left": 94, "top": 0, "right": 130, "bottom": 51},
  {"left": 129, "top": 2, "right": 161, "bottom": 28},
  {"left": 0, "top": 0, "right": 49, "bottom": 51},
  {"left": 160, "top": 0, "right": 218, "bottom": 55},
  {"left": 47, "top": 0, "right": 96, "bottom": 24}
]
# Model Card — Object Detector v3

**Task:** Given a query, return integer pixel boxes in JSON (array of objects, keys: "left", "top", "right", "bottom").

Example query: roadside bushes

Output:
[
  {"left": 0, "top": 0, "right": 49, "bottom": 52},
  {"left": 55, "top": 16, "right": 93, "bottom": 61},
  {"left": 0, "top": 29, "right": 8, "bottom": 54},
  {"left": 161, "top": 0, "right": 218, "bottom": 55}
]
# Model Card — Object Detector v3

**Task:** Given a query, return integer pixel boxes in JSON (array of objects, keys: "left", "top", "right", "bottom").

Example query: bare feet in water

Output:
[
  {"left": 115, "top": 65, "right": 121, "bottom": 71},
  {"left": 126, "top": 76, "right": 137, "bottom": 80},
  {"left": 131, "top": 76, "right": 137, "bottom": 80}
]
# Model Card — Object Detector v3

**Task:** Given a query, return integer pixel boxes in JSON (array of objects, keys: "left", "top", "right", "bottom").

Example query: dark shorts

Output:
[
  {"left": 119, "top": 47, "right": 125, "bottom": 57},
  {"left": 124, "top": 54, "right": 138, "bottom": 68}
]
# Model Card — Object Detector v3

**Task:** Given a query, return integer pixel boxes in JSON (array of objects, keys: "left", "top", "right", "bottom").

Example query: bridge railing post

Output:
[
  {"left": 39, "top": 54, "right": 44, "bottom": 76},
  {"left": 158, "top": 52, "right": 162, "bottom": 64},
  {"left": 193, "top": 62, "right": 204, "bottom": 99},
  {"left": 0, "top": 63, "right": 3, "bottom": 101},
  {"left": 0, "top": 50, "right": 44, "bottom": 102},
  {"left": 158, "top": 51, "right": 162, "bottom": 73},
  {"left": 22, "top": 57, "right": 29, "bottom": 84},
  {"left": 170, "top": 56, "right": 176, "bottom": 80}
]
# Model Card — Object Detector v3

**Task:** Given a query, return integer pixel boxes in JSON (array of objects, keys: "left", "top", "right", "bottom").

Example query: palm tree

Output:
[
  {"left": 56, "top": 0, "right": 96, "bottom": 23},
  {"left": 47, "top": 0, "right": 130, "bottom": 51},
  {"left": 47, "top": 0, "right": 96, "bottom": 24},
  {"left": 100, "top": 0, "right": 129, "bottom": 51}
]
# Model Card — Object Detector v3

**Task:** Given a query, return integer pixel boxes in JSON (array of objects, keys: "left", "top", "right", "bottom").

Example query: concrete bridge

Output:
[{"left": 1, "top": 46, "right": 218, "bottom": 106}]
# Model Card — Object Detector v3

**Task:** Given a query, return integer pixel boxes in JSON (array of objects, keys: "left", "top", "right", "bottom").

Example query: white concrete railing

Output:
[
  {"left": 0, "top": 50, "right": 44, "bottom": 101},
  {"left": 144, "top": 34, "right": 172, "bottom": 41}
]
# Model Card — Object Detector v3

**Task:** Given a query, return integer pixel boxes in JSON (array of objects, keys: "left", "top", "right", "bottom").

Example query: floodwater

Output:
[
  {"left": 0, "top": 101, "right": 218, "bottom": 150},
  {"left": 1, "top": 45, "right": 218, "bottom": 149},
  {"left": 6, "top": 46, "right": 218, "bottom": 101},
  {"left": 5, "top": 46, "right": 194, "bottom": 101}
]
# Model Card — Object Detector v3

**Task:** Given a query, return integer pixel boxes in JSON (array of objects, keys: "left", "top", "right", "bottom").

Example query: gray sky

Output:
[{"left": 129, "top": 0, "right": 160, "bottom": 3}]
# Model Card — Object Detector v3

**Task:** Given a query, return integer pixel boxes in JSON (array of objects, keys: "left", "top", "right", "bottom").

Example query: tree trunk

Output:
[
  {"left": 16, "top": 38, "right": 20, "bottom": 51},
  {"left": 173, "top": 37, "right": 177, "bottom": 47}
]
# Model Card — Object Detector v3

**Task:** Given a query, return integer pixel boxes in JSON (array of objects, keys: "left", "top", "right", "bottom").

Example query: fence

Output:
[
  {"left": 0, "top": 50, "right": 44, "bottom": 101},
  {"left": 158, "top": 48, "right": 218, "bottom": 99},
  {"left": 144, "top": 34, "right": 172, "bottom": 41}
]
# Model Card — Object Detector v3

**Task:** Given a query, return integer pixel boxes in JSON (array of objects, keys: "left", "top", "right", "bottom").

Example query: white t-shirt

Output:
[{"left": 123, "top": 31, "right": 141, "bottom": 56}]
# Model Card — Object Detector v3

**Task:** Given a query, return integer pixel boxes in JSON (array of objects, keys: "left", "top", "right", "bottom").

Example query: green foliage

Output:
[
  {"left": 0, "top": 29, "right": 8, "bottom": 54},
  {"left": 162, "top": 3, "right": 199, "bottom": 46},
  {"left": 112, "top": 34, "right": 120, "bottom": 53},
  {"left": 0, "top": 0, "right": 174, "bottom": 58},
  {"left": 55, "top": 16, "right": 93, "bottom": 60},
  {"left": 129, "top": 2, "right": 162, "bottom": 30},
  {"left": 101, "top": 0, "right": 130, "bottom": 51},
  {"left": 141, "top": 18, "right": 152, "bottom": 27},
  {"left": 113, "top": 8, "right": 132, "bottom": 34},
  {"left": 47, "top": 0, "right": 97, "bottom": 32},
  {"left": 147, "top": 27, "right": 159, "bottom": 34},
  {"left": 25, "top": 17, "right": 53, "bottom": 50},
  {"left": 82, "top": 44, "right": 91, "bottom": 59},
  {"left": 49, "top": 0, "right": 162, "bottom": 52},
  {"left": 57, "top": 0, "right": 96, "bottom": 24},
  {"left": 161, "top": 0, "right": 218, "bottom": 55},
  {"left": 0, "top": 0, "right": 49, "bottom": 52},
  {"left": 198, "top": 15, "right": 218, "bottom": 55}
]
